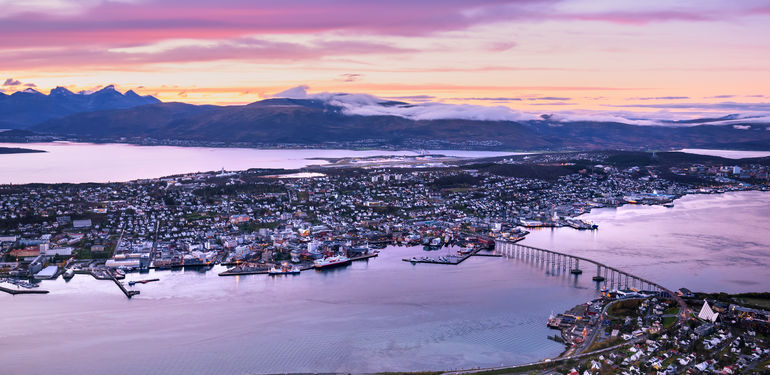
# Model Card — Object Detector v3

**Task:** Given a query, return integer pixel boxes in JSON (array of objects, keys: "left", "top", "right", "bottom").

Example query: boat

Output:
[
  {"left": 62, "top": 268, "right": 75, "bottom": 280},
  {"left": 663, "top": 203, "right": 674, "bottom": 208},
  {"left": 423, "top": 237, "right": 442, "bottom": 251},
  {"left": 128, "top": 278, "right": 160, "bottom": 286},
  {"left": 566, "top": 218, "right": 598, "bottom": 230},
  {"left": 268, "top": 263, "right": 301, "bottom": 275},
  {"left": 313, "top": 255, "right": 351, "bottom": 269}
]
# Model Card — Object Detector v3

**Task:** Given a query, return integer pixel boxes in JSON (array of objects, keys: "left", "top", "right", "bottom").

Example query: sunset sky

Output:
[{"left": 2, "top": 0, "right": 769, "bottom": 119}]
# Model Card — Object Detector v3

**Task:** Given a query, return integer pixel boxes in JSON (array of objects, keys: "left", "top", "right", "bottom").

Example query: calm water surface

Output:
[
  {"left": 1, "top": 246, "right": 596, "bottom": 375},
  {"left": 0, "top": 142, "right": 520, "bottom": 184},
  {"left": 677, "top": 148, "right": 770, "bottom": 159},
  {"left": 3, "top": 192, "right": 768, "bottom": 374},
  {"left": 522, "top": 191, "right": 770, "bottom": 294}
]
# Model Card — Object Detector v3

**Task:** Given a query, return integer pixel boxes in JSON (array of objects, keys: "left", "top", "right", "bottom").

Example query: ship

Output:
[
  {"left": 423, "top": 237, "right": 442, "bottom": 251},
  {"left": 566, "top": 218, "right": 598, "bottom": 230},
  {"left": 268, "top": 263, "right": 301, "bottom": 275},
  {"left": 62, "top": 268, "right": 75, "bottom": 280},
  {"left": 313, "top": 255, "right": 351, "bottom": 269}
]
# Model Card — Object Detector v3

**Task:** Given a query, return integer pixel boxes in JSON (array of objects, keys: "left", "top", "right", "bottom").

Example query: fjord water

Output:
[
  {"left": 522, "top": 191, "right": 770, "bottom": 294},
  {"left": 3, "top": 192, "right": 769, "bottom": 374},
  {"left": 0, "top": 142, "right": 519, "bottom": 184},
  {"left": 1, "top": 246, "right": 596, "bottom": 375}
]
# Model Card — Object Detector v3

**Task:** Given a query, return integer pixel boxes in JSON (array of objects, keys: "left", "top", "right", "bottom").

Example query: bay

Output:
[{"left": 0, "top": 142, "right": 520, "bottom": 184}]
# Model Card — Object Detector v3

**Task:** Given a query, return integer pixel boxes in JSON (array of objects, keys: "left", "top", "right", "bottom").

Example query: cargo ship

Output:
[{"left": 313, "top": 255, "right": 351, "bottom": 269}]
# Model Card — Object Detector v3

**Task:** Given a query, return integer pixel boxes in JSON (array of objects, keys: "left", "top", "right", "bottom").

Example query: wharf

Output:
[
  {"left": 218, "top": 267, "right": 269, "bottom": 276},
  {"left": 149, "top": 263, "right": 212, "bottom": 270},
  {"left": 220, "top": 252, "right": 378, "bottom": 276},
  {"left": 402, "top": 247, "right": 482, "bottom": 265},
  {"left": 349, "top": 252, "right": 379, "bottom": 262},
  {"left": 128, "top": 278, "right": 159, "bottom": 286},
  {"left": 112, "top": 275, "right": 139, "bottom": 299},
  {"left": 0, "top": 284, "right": 49, "bottom": 295}
]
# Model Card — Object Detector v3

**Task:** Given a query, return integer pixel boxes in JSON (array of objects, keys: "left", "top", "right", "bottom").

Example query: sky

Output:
[{"left": 1, "top": 0, "right": 769, "bottom": 121}]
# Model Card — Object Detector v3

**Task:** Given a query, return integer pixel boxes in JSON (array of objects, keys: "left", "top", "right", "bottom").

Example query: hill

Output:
[{"left": 30, "top": 98, "right": 770, "bottom": 151}]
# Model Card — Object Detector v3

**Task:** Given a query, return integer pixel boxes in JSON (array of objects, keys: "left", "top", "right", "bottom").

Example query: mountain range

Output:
[
  {"left": 0, "top": 85, "right": 160, "bottom": 129},
  {"left": 2, "top": 87, "right": 769, "bottom": 150}
]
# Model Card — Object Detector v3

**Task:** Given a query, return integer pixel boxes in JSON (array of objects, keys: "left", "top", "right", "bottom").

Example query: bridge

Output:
[
  {"left": 438, "top": 240, "right": 692, "bottom": 375},
  {"left": 496, "top": 240, "right": 681, "bottom": 297},
  {"left": 495, "top": 240, "right": 689, "bottom": 330}
]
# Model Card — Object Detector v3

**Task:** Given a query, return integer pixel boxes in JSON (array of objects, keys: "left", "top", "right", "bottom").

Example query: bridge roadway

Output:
[
  {"left": 441, "top": 240, "right": 691, "bottom": 374},
  {"left": 496, "top": 240, "right": 688, "bottom": 314}
]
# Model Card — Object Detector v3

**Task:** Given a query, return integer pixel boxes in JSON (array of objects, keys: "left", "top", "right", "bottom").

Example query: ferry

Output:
[
  {"left": 313, "top": 255, "right": 351, "bottom": 270},
  {"left": 268, "top": 263, "right": 301, "bottom": 275}
]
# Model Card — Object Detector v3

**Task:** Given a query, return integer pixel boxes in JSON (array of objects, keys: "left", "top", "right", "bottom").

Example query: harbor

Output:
[{"left": 0, "top": 278, "right": 49, "bottom": 295}]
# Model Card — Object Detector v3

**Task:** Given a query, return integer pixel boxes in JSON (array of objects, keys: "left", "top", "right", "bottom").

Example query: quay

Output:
[
  {"left": 218, "top": 267, "right": 269, "bottom": 276},
  {"left": 402, "top": 246, "right": 482, "bottom": 265},
  {"left": 220, "top": 252, "right": 379, "bottom": 276},
  {"left": 0, "top": 284, "right": 49, "bottom": 295},
  {"left": 112, "top": 275, "right": 139, "bottom": 299}
]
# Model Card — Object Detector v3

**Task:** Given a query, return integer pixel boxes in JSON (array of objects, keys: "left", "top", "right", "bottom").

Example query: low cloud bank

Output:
[{"left": 270, "top": 85, "right": 770, "bottom": 126}]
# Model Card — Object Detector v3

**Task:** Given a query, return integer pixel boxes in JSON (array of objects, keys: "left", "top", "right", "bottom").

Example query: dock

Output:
[
  {"left": 0, "top": 284, "right": 49, "bottom": 295},
  {"left": 402, "top": 247, "right": 482, "bottom": 265},
  {"left": 218, "top": 267, "right": 269, "bottom": 276},
  {"left": 349, "top": 252, "right": 379, "bottom": 262},
  {"left": 220, "top": 252, "right": 379, "bottom": 276},
  {"left": 112, "top": 275, "right": 139, "bottom": 299},
  {"left": 128, "top": 278, "right": 159, "bottom": 286}
]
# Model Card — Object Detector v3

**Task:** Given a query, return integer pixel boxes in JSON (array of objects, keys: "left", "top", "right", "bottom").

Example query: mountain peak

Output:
[
  {"left": 1, "top": 84, "right": 163, "bottom": 129},
  {"left": 50, "top": 86, "right": 75, "bottom": 96}
]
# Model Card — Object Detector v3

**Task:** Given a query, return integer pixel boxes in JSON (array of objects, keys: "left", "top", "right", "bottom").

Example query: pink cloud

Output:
[
  {"left": 0, "top": 1, "right": 555, "bottom": 48},
  {"left": 0, "top": 39, "right": 414, "bottom": 69}
]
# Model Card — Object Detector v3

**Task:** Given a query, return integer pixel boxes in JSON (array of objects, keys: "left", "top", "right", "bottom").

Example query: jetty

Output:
[
  {"left": 112, "top": 275, "right": 139, "bottom": 299},
  {"left": 220, "top": 252, "right": 378, "bottom": 276},
  {"left": 0, "top": 284, "right": 49, "bottom": 295},
  {"left": 402, "top": 246, "right": 482, "bottom": 265}
]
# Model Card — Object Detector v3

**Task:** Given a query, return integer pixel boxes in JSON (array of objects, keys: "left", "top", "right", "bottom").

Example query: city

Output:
[
  {"left": 2, "top": 150, "right": 769, "bottom": 373},
  {"left": 3, "top": 0, "right": 770, "bottom": 374}
]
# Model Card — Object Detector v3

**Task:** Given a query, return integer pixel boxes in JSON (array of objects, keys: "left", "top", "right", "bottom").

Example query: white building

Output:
[{"left": 698, "top": 300, "right": 719, "bottom": 323}]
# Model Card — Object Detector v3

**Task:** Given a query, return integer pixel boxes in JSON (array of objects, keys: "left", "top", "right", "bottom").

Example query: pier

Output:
[
  {"left": 220, "top": 252, "right": 379, "bottom": 276},
  {"left": 112, "top": 275, "right": 140, "bottom": 299},
  {"left": 402, "top": 246, "right": 482, "bottom": 265},
  {"left": 0, "top": 284, "right": 49, "bottom": 295}
]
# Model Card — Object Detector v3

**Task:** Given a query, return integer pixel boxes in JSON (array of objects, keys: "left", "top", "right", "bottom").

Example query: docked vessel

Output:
[
  {"left": 313, "top": 255, "right": 351, "bottom": 269},
  {"left": 566, "top": 218, "right": 598, "bottom": 230},
  {"left": 62, "top": 268, "right": 75, "bottom": 280},
  {"left": 268, "top": 263, "right": 301, "bottom": 275},
  {"left": 423, "top": 237, "right": 442, "bottom": 251}
]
